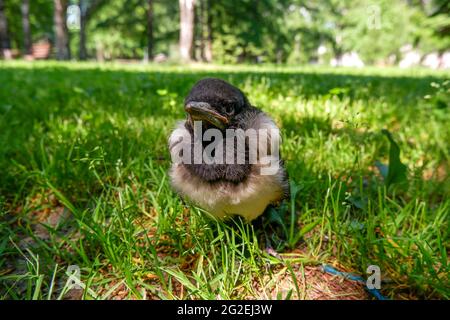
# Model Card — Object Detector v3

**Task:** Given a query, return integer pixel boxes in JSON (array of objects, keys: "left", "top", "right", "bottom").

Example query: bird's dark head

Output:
[{"left": 184, "top": 78, "right": 250, "bottom": 130}]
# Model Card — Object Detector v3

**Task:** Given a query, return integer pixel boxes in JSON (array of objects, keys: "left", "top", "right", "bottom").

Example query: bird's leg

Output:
[{"left": 260, "top": 213, "right": 283, "bottom": 261}]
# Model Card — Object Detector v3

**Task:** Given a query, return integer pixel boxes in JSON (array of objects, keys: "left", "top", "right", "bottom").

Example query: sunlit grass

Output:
[{"left": 0, "top": 61, "right": 448, "bottom": 299}]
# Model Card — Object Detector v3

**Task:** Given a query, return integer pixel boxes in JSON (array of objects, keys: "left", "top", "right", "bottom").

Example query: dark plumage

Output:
[{"left": 169, "top": 78, "right": 289, "bottom": 221}]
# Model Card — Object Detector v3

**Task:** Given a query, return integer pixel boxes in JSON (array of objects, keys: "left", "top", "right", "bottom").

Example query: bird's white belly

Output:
[
  {"left": 170, "top": 163, "right": 285, "bottom": 221},
  {"left": 219, "top": 189, "right": 277, "bottom": 221}
]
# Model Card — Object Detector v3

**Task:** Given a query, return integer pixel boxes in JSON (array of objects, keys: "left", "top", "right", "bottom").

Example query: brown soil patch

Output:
[{"left": 250, "top": 264, "right": 369, "bottom": 300}]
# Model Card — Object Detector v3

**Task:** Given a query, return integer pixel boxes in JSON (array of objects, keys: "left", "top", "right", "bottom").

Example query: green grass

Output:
[{"left": 0, "top": 61, "right": 448, "bottom": 300}]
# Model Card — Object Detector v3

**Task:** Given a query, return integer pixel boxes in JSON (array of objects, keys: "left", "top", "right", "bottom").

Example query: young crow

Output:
[{"left": 169, "top": 78, "right": 289, "bottom": 222}]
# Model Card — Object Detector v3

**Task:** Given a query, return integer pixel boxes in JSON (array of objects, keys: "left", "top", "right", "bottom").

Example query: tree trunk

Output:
[
  {"left": 79, "top": 0, "right": 87, "bottom": 60},
  {"left": 146, "top": 0, "right": 153, "bottom": 61},
  {"left": 202, "top": 0, "right": 212, "bottom": 62},
  {"left": 194, "top": 0, "right": 201, "bottom": 61},
  {"left": 79, "top": 16, "right": 87, "bottom": 60},
  {"left": 53, "top": 0, "right": 70, "bottom": 60},
  {"left": 21, "top": 0, "right": 32, "bottom": 57},
  {"left": 276, "top": 49, "right": 283, "bottom": 64},
  {"left": 179, "top": 0, "right": 195, "bottom": 62},
  {"left": 0, "top": 0, "right": 12, "bottom": 59},
  {"left": 78, "top": 0, "right": 106, "bottom": 60}
]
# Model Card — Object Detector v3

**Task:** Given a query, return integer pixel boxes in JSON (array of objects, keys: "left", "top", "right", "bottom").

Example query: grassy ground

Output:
[{"left": 0, "top": 61, "right": 448, "bottom": 300}]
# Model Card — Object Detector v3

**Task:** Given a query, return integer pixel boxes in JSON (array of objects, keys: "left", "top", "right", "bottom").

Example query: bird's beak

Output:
[{"left": 185, "top": 101, "right": 229, "bottom": 129}]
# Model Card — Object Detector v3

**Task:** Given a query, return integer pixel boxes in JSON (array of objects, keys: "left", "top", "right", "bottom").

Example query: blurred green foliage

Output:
[{"left": 1, "top": 0, "right": 450, "bottom": 63}]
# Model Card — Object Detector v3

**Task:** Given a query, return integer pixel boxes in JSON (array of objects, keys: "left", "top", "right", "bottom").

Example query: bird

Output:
[{"left": 168, "top": 78, "right": 289, "bottom": 222}]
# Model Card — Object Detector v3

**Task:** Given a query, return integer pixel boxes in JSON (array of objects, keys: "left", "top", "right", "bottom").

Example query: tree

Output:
[
  {"left": 0, "top": 0, "right": 12, "bottom": 59},
  {"left": 79, "top": 0, "right": 106, "bottom": 60},
  {"left": 1, "top": 0, "right": 446, "bottom": 65},
  {"left": 198, "top": 0, "right": 212, "bottom": 62},
  {"left": 411, "top": 0, "right": 450, "bottom": 53},
  {"left": 283, "top": 0, "right": 420, "bottom": 65},
  {"left": 53, "top": 0, "right": 70, "bottom": 60},
  {"left": 21, "top": 0, "right": 32, "bottom": 57},
  {"left": 179, "top": 0, "right": 195, "bottom": 61},
  {"left": 85, "top": 0, "right": 178, "bottom": 60},
  {"left": 146, "top": 0, "right": 153, "bottom": 60},
  {"left": 209, "top": 0, "right": 289, "bottom": 63}
]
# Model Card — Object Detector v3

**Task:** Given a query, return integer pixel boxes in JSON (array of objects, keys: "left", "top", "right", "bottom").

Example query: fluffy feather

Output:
[{"left": 168, "top": 78, "right": 289, "bottom": 221}]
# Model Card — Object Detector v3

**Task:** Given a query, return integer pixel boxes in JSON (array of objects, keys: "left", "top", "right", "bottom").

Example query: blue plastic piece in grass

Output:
[{"left": 321, "top": 264, "right": 388, "bottom": 300}]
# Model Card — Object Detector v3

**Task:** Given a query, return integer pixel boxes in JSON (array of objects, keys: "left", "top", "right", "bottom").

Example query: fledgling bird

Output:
[{"left": 168, "top": 78, "right": 289, "bottom": 222}]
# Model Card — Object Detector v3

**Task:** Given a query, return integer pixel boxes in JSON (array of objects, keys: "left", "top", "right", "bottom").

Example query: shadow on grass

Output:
[{"left": 1, "top": 64, "right": 448, "bottom": 299}]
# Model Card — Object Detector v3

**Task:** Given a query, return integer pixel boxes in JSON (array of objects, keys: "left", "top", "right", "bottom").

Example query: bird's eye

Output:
[{"left": 225, "top": 104, "right": 234, "bottom": 115}]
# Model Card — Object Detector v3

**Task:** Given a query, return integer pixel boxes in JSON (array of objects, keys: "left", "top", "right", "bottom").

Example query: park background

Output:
[
  {"left": 0, "top": 0, "right": 449, "bottom": 67},
  {"left": 0, "top": 0, "right": 449, "bottom": 300}
]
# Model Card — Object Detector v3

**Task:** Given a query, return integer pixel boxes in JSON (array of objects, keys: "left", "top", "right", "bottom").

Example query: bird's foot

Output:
[{"left": 265, "top": 246, "right": 283, "bottom": 261}]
